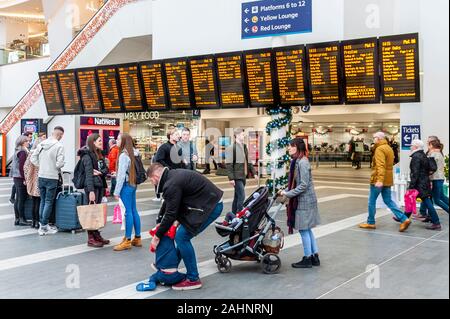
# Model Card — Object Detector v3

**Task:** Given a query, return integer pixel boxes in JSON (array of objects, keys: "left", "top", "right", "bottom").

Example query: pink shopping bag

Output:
[
  {"left": 112, "top": 204, "right": 122, "bottom": 224},
  {"left": 404, "top": 189, "right": 420, "bottom": 215}
]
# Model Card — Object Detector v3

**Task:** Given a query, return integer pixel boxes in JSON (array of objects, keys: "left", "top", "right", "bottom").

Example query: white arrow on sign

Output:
[
  {"left": 404, "top": 135, "right": 411, "bottom": 143},
  {"left": 245, "top": 18, "right": 249, "bottom": 23},
  {"left": 244, "top": 28, "right": 249, "bottom": 33},
  {"left": 244, "top": 8, "right": 249, "bottom": 14}
]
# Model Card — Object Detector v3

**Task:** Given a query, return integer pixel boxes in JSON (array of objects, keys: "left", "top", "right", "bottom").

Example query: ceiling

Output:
[{"left": 0, "top": 0, "right": 43, "bottom": 17}]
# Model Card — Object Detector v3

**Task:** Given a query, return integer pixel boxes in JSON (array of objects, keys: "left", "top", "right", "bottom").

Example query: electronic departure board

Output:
[
  {"left": 307, "top": 42, "right": 343, "bottom": 105},
  {"left": 244, "top": 49, "right": 275, "bottom": 107},
  {"left": 164, "top": 59, "right": 192, "bottom": 109},
  {"left": 379, "top": 33, "right": 420, "bottom": 103},
  {"left": 117, "top": 64, "right": 144, "bottom": 111},
  {"left": 76, "top": 68, "right": 102, "bottom": 114},
  {"left": 97, "top": 67, "right": 122, "bottom": 112},
  {"left": 39, "top": 72, "right": 65, "bottom": 115},
  {"left": 189, "top": 55, "right": 220, "bottom": 108},
  {"left": 216, "top": 52, "right": 247, "bottom": 108},
  {"left": 342, "top": 38, "right": 380, "bottom": 104},
  {"left": 57, "top": 70, "right": 83, "bottom": 114},
  {"left": 274, "top": 45, "right": 308, "bottom": 106},
  {"left": 139, "top": 61, "right": 168, "bottom": 110}
]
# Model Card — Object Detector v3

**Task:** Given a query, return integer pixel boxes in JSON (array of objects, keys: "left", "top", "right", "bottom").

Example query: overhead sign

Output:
[
  {"left": 401, "top": 125, "right": 421, "bottom": 150},
  {"left": 80, "top": 116, "right": 120, "bottom": 127},
  {"left": 242, "top": 0, "right": 312, "bottom": 39}
]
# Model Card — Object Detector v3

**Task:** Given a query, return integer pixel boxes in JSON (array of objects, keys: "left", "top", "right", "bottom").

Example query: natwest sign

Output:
[{"left": 80, "top": 116, "right": 120, "bottom": 127}]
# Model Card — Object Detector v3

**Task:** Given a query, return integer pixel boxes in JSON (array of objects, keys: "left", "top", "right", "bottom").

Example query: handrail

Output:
[{"left": 0, "top": 0, "right": 139, "bottom": 134}]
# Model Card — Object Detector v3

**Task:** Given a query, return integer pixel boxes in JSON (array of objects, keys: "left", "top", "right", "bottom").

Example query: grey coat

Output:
[{"left": 285, "top": 157, "right": 320, "bottom": 230}]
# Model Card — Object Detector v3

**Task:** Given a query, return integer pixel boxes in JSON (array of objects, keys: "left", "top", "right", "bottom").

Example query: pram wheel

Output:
[
  {"left": 216, "top": 257, "right": 232, "bottom": 273},
  {"left": 261, "top": 254, "right": 281, "bottom": 274}
]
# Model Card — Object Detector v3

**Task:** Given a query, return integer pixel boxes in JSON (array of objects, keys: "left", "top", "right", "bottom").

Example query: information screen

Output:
[
  {"left": 380, "top": 33, "right": 420, "bottom": 103},
  {"left": 216, "top": 52, "right": 247, "bottom": 108},
  {"left": 139, "top": 61, "right": 167, "bottom": 110},
  {"left": 57, "top": 71, "right": 83, "bottom": 114},
  {"left": 164, "top": 59, "right": 192, "bottom": 109},
  {"left": 76, "top": 69, "right": 102, "bottom": 114},
  {"left": 274, "top": 45, "right": 308, "bottom": 106},
  {"left": 39, "top": 73, "right": 65, "bottom": 115},
  {"left": 117, "top": 64, "right": 144, "bottom": 111},
  {"left": 307, "top": 42, "right": 343, "bottom": 105},
  {"left": 189, "top": 56, "right": 220, "bottom": 108},
  {"left": 97, "top": 67, "right": 122, "bottom": 112},
  {"left": 342, "top": 38, "right": 380, "bottom": 104},
  {"left": 244, "top": 50, "right": 275, "bottom": 107}
]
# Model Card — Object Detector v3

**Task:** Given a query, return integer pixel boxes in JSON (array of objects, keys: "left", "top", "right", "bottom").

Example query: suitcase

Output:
[{"left": 55, "top": 172, "right": 84, "bottom": 232}]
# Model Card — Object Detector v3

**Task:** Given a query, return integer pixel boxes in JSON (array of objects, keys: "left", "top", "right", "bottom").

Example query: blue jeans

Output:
[
  {"left": 420, "top": 180, "right": 449, "bottom": 214},
  {"left": 38, "top": 178, "right": 59, "bottom": 225},
  {"left": 419, "top": 197, "right": 441, "bottom": 225},
  {"left": 149, "top": 270, "right": 186, "bottom": 286},
  {"left": 299, "top": 229, "right": 318, "bottom": 257},
  {"left": 175, "top": 202, "right": 224, "bottom": 281},
  {"left": 120, "top": 183, "right": 141, "bottom": 239},
  {"left": 368, "top": 185, "right": 407, "bottom": 225},
  {"left": 232, "top": 179, "right": 246, "bottom": 214}
]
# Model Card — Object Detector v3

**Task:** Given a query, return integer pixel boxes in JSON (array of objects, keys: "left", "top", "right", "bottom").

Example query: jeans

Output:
[
  {"left": 110, "top": 177, "right": 117, "bottom": 196},
  {"left": 10, "top": 184, "right": 16, "bottom": 201},
  {"left": 368, "top": 185, "right": 407, "bottom": 225},
  {"left": 419, "top": 180, "right": 449, "bottom": 214},
  {"left": 175, "top": 202, "right": 224, "bottom": 281},
  {"left": 32, "top": 196, "right": 40, "bottom": 222},
  {"left": 38, "top": 178, "right": 59, "bottom": 226},
  {"left": 121, "top": 183, "right": 141, "bottom": 239},
  {"left": 232, "top": 179, "right": 246, "bottom": 214},
  {"left": 419, "top": 197, "right": 441, "bottom": 225},
  {"left": 299, "top": 229, "right": 319, "bottom": 257},
  {"left": 13, "top": 178, "right": 27, "bottom": 220},
  {"left": 149, "top": 270, "right": 186, "bottom": 286}
]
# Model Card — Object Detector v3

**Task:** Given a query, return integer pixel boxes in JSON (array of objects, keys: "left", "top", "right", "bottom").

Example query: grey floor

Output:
[{"left": 0, "top": 167, "right": 447, "bottom": 299}]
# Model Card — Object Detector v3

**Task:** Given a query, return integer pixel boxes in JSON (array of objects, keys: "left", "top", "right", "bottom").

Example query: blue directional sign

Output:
[
  {"left": 242, "top": 0, "right": 312, "bottom": 39},
  {"left": 401, "top": 125, "right": 421, "bottom": 150}
]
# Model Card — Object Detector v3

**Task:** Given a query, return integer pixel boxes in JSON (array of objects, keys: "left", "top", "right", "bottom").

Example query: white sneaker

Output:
[
  {"left": 38, "top": 224, "right": 48, "bottom": 236},
  {"left": 47, "top": 225, "right": 58, "bottom": 235},
  {"left": 152, "top": 197, "right": 162, "bottom": 202}
]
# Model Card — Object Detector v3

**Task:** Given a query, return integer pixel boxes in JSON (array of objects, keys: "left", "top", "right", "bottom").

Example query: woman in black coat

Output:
[
  {"left": 409, "top": 140, "right": 441, "bottom": 230},
  {"left": 77, "top": 133, "right": 110, "bottom": 246}
]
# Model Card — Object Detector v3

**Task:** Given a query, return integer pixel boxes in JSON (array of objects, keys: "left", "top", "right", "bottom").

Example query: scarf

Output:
[{"left": 286, "top": 158, "right": 298, "bottom": 234}]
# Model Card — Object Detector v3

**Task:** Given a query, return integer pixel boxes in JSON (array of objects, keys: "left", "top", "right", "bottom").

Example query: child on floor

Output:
[{"left": 136, "top": 222, "right": 186, "bottom": 292}]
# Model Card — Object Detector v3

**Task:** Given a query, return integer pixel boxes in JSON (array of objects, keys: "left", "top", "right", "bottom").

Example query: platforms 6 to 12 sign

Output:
[{"left": 242, "top": 0, "right": 312, "bottom": 39}]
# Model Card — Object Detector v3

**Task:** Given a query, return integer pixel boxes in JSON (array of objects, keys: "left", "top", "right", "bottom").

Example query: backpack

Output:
[
  {"left": 72, "top": 158, "right": 86, "bottom": 189},
  {"left": 428, "top": 157, "right": 438, "bottom": 175},
  {"left": 134, "top": 154, "right": 147, "bottom": 185}
]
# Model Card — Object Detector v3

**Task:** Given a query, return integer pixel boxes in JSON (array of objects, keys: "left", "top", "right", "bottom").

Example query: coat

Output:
[
  {"left": 77, "top": 147, "right": 109, "bottom": 193},
  {"left": 370, "top": 139, "right": 394, "bottom": 187},
  {"left": 154, "top": 142, "right": 185, "bottom": 170},
  {"left": 225, "top": 142, "right": 256, "bottom": 181},
  {"left": 23, "top": 152, "right": 40, "bottom": 197},
  {"left": 156, "top": 169, "right": 224, "bottom": 237},
  {"left": 285, "top": 157, "right": 321, "bottom": 230},
  {"left": 108, "top": 145, "right": 119, "bottom": 173},
  {"left": 409, "top": 150, "right": 432, "bottom": 199}
]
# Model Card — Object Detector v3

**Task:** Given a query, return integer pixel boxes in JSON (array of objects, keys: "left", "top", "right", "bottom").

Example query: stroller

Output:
[{"left": 213, "top": 187, "right": 284, "bottom": 274}]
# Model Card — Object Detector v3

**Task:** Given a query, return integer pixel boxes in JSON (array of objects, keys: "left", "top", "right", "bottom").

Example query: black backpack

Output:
[
  {"left": 134, "top": 154, "right": 147, "bottom": 185},
  {"left": 72, "top": 158, "right": 86, "bottom": 189},
  {"left": 428, "top": 157, "right": 438, "bottom": 175}
]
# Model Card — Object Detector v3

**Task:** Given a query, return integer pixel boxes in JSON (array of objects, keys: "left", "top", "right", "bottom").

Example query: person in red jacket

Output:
[{"left": 108, "top": 139, "right": 119, "bottom": 196}]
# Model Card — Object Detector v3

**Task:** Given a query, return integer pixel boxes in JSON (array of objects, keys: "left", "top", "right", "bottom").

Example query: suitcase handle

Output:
[{"left": 60, "top": 171, "right": 74, "bottom": 195}]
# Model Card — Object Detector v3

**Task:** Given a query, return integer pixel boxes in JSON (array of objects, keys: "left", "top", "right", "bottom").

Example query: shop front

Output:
[{"left": 78, "top": 116, "right": 121, "bottom": 154}]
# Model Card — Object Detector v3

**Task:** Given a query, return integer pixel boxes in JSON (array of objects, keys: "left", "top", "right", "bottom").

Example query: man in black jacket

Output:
[
  {"left": 409, "top": 139, "right": 441, "bottom": 230},
  {"left": 153, "top": 128, "right": 185, "bottom": 170},
  {"left": 148, "top": 163, "right": 224, "bottom": 290}
]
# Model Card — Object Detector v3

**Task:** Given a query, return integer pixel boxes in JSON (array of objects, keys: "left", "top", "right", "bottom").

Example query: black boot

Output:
[
  {"left": 14, "top": 218, "right": 20, "bottom": 226},
  {"left": 312, "top": 254, "right": 321, "bottom": 267},
  {"left": 292, "top": 256, "right": 312, "bottom": 268},
  {"left": 18, "top": 218, "right": 31, "bottom": 226},
  {"left": 31, "top": 220, "right": 40, "bottom": 229}
]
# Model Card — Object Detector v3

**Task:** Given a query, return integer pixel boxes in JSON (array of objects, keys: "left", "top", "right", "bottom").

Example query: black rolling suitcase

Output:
[{"left": 55, "top": 172, "right": 84, "bottom": 233}]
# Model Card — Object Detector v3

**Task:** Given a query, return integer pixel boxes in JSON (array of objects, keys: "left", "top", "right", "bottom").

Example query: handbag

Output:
[
  {"left": 112, "top": 204, "right": 123, "bottom": 224},
  {"left": 77, "top": 202, "right": 107, "bottom": 230}
]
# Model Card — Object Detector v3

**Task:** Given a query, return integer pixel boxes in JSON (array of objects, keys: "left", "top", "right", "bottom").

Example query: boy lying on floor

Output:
[{"left": 136, "top": 221, "right": 186, "bottom": 292}]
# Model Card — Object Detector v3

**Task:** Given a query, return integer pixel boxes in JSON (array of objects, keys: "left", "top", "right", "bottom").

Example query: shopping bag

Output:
[
  {"left": 77, "top": 203, "right": 107, "bottom": 230},
  {"left": 112, "top": 204, "right": 123, "bottom": 224}
]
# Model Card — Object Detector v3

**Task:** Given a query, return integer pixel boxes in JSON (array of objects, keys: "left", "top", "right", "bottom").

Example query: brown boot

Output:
[
  {"left": 131, "top": 236, "right": 142, "bottom": 247},
  {"left": 94, "top": 231, "right": 110, "bottom": 245},
  {"left": 87, "top": 231, "right": 104, "bottom": 248},
  {"left": 114, "top": 238, "right": 132, "bottom": 251}
]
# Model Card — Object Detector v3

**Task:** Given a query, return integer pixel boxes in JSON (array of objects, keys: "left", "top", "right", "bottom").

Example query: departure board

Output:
[
  {"left": 57, "top": 71, "right": 83, "bottom": 114},
  {"left": 380, "top": 33, "right": 420, "bottom": 103},
  {"left": 342, "top": 38, "right": 380, "bottom": 104},
  {"left": 76, "top": 69, "right": 102, "bottom": 114},
  {"left": 189, "top": 56, "right": 220, "bottom": 108},
  {"left": 117, "top": 64, "right": 144, "bottom": 111},
  {"left": 244, "top": 50, "right": 275, "bottom": 107},
  {"left": 97, "top": 67, "right": 122, "bottom": 112},
  {"left": 164, "top": 59, "right": 192, "bottom": 109},
  {"left": 216, "top": 52, "right": 247, "bottom": 108},
  {"left": 274, "top": 45, "right": 308, "bottom": 105},
  {"left": 139, "top": 61, "right": 167, "bottom": 110},
  {"left": 307, "top": 42, "right": 343, "bottom": 105},
  {"left": 39, "top": 73, "right": 65, "bottom": 115}
]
